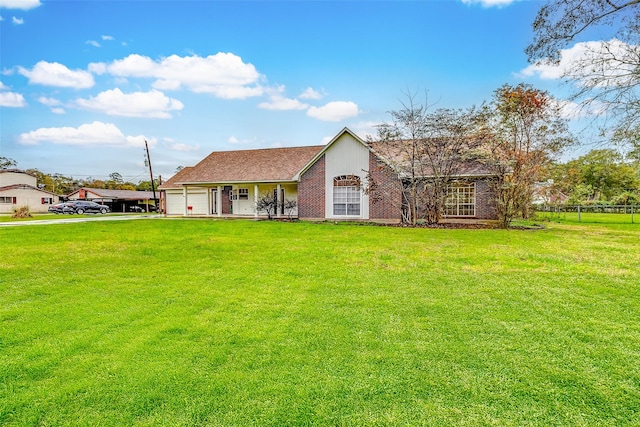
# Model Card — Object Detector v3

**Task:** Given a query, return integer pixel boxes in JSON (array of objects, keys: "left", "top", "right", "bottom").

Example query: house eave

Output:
[{"left": 177, "top": 179, "right": 298, "bottom": 186}]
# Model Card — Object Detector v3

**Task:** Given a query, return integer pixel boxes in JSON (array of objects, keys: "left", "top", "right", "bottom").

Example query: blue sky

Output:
[{"left": 0, "top": 0, "right": 592, "bottom": 182}]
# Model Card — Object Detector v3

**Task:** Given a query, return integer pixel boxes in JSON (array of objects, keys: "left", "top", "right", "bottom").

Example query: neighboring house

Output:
[
  {"left": 533, "top": 181, "right": 568, "bottom": 205},
  {"left": 0, "top": 169, "right": 60, "bottom": 213},
  {"left": 66, "top": 187, "right": 158, "bottom": 213},
  {"left": 159, "top": 128, "right": 498, "bottom": 222}
]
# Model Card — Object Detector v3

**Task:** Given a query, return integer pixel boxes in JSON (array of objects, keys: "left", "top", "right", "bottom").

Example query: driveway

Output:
[{"left": 0, "top": 214, "right": 163, "bottom": 227}]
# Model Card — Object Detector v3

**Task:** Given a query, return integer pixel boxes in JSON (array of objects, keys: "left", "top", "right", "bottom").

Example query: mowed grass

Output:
[
  {"left": 536, "top": 210, "right": 639, "bottom": 225},
  {"left": 1, "top": 219, "right": 639, "bottom": 426}
]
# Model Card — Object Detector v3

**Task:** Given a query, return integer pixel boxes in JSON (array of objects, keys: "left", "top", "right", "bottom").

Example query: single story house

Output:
[
  {"left": 66, "top": 187, "right": 158, "bottom": 212},
  {"left": 159, "top": 128, "right": 498, "bottom": 222},
  {"left": 0, "top": 169, "right": 60, "bottom": 214}
]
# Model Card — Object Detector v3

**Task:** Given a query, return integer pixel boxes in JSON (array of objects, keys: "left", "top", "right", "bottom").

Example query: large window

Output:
[
  {"left": 333, "top": 175, "right": 361, "bottom": 216},
  {"left": 230, "top": 188, "right": 249, "bottom": 201},
  {"left": 445, "top": 182, "right": 475, "bottom": 216},
  {"left": 0, "top": 196, "right": 15, "bottom": 204}
]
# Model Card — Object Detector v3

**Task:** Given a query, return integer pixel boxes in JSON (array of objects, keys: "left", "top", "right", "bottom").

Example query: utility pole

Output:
[{"left": 144, "top": 140, "right": 157, "bottom": 208}]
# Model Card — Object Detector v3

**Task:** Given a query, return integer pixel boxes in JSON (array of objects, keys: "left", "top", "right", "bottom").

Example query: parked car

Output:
[
  {"left": 67, "top": 200, "right": 111, "bottom": 214},
  {"left": 129, "top": 205, "right": 145, "bottom": 212},
  {"left": 48, "top": 202, "right": 74, "bottom": 214}
]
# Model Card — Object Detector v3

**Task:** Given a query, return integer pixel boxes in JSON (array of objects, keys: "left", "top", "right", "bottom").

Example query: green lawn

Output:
[
  {"left": 1, "top": 219, "right": 639, "bottom": 426},
  {"left": 536, "top": 210, "right": 638, "bottom": 225}
]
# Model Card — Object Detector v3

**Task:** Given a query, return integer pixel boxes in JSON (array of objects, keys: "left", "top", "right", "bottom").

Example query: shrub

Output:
[{"left": 12, "top": 205, "right": 32, "bottom": 218}]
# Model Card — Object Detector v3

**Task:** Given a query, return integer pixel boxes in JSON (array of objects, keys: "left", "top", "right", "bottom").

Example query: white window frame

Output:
[
  {"left": 445, "top": 182, "right": 475, "bottom": 217},
  {"left": 333, "top": 175, "right": 361, "bottom": 217}
]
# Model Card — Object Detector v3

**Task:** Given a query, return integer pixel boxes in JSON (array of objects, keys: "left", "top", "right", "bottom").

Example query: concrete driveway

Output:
[{"left": 0, "top": 214, "right": 163, "bottom": 227}]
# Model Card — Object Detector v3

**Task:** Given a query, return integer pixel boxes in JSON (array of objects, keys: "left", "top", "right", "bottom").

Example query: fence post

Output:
[
  {"left": 632, "top": 205, "right": 634, "bottom": 224},
  {"left": 577, "top": 205, "right": 581, "bottom": 223}
]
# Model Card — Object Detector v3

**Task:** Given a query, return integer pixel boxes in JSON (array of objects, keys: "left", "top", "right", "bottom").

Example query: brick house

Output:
[{"left": 159, "top": 128, "right": 498, "bottom": 222}]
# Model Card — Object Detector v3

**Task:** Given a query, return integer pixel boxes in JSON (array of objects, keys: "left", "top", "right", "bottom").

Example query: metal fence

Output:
[{"left": 536, "top": 205, "right": 639, "bottom": 224}]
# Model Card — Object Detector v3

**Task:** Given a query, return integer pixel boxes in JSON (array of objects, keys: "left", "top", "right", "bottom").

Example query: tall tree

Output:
[
  {"left": 486, "top": 83, "right": 574, "bottom": 227},
  {"left": 565, "top": 149, "right": 639, "bottom": 201},
  {"left": 0, "top": 156, "right": 17, "bottom": 169},
  {"left": 526, "top": 0, "right": 640, "bottom": 147},
  {"left": 368, "top": 92, "right": 488, "bottom": 225}
]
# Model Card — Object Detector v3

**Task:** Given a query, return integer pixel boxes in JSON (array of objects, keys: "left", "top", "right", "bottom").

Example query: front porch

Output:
[{"left": 168, "top": 182, "right": 298, "bottom": 218}]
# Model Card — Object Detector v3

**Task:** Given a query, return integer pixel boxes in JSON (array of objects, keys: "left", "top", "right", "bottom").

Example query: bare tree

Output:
[
  {"left": 255, "top": 192, "right": 278, "bottom": 219},
  {"left": 367, "top": 91, "right": 489, "bottom": 225},
  {"left": 526, "top": 0, "right": 640, "bottom": 147},
  {"left": 283, "top": 199, "right": 297, "bottom": 220}
]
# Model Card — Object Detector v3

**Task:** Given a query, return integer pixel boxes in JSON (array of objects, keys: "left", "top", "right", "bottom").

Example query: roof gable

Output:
[{"left": 295, "top": 127, "right": 371, "bottom": 179}]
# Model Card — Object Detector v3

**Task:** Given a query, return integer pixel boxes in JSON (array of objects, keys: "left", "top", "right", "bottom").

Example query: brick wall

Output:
[
  {"left": 475, "top": 179, "right": 498, "bottom": 220},
  {"left": 298, "top": 155, "right": 325, "bottom": 219},
  {"left": 368, "top": 153, "right": 403, "bottom": 221}
]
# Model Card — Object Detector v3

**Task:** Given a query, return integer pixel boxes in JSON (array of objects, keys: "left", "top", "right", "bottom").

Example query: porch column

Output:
[
  {"left": 276, "top": 183, "right": 282, "bottom": 218},
  {"left": 183, "top": 186, "right": 188, "bottom": 216},
  {"left": 206, "top": 186, "right": 211, "bottom": 216},
  {"left": 217, "top": 185, "right": 222, "bottom": 217},
  {"left": 254, "top": 184, "right": 259, "bottom": 217}
]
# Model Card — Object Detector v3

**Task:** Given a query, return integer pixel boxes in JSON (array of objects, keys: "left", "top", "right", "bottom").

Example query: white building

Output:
[{"left": 0, "top": 169, "right": 60, "bottom": 214}]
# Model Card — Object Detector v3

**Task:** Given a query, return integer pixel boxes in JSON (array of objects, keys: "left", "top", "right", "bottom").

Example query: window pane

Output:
[
  {"left": 445, "top": 183, "right": 475, "bottom": 216},
  {"left": 347, "top": 203, "right": 360, "bottom": 215}
]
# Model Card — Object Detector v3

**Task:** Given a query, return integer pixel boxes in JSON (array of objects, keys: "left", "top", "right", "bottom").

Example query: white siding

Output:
[
  {"left": 0, "top": 171, "right": 37, "bottom": 187},
  {"left": 232, "top": 185, "right": 255, "bottom": 215},
  {"left": 324, "top": 133, "right": 370, "bottom": 219},
  {"left": 0, "top": 187, "right": 58, "bottom": 213}
]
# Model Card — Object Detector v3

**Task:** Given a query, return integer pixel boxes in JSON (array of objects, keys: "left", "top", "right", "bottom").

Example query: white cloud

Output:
[
  {"left": 37, "top": 96, "right": 62, "bottom": 107},
  {"left": 101, "top": 35, "right": 114, "bottom": 41},
  {"left": 258, "top": 95, "right": 308, "bottom": 111},
  {"left": 554, "top": 98, "right": 607, "bottom": 120},
  {"left": 519, "top": 39, "right": 638, "bottom": 88},
  {"left": 307, "top": 101, "right": 360, "bottom": 122},
  {"left": 0, "top": 0, "right": 41, "bottom": 10},
  {"left": 93, "top": 52, "right": 264, "bottom": 99},
  {"left": 73, "top": 88, "right": 184, "bottom": 118},
  {"left": 0, "top": 91, "right": 26, "bottom": 107},
  {"left": 169, "top": 142, "right": 200, "bottom": 152},
  {"left": 19, "top": 61, "right": 94, "bottom": 88},
  {"left": 299, "top": 87, "right": 324, "bottom": 100},
  {"left": 37, "top": 96, "right": 65, "bottom": 113},
  {"left": 228, "top": 136, "right": 257, "bottom": 145},
  {"left": 11, "top": 16, "right": 22, "bottom": 24},
  {"left": 86, "top": 40, "right": 100, "bottom": 47},
  {"left": 460, "top": 0, "right": 515, "bottom": 7},
  {"left": 19, "top": 121, "right": 148, "bottom": 147}
]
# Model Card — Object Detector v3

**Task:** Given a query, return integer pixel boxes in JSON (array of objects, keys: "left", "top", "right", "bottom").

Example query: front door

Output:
[{"left": 222, "top": 186, "right": 232, "bottom": 214}]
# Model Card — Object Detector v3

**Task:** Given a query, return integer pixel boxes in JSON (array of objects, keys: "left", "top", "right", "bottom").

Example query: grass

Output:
[
  {"left": 536, "top": 210, "right": 638, "bottom": 225},
  {"left": 1, "top": 219, "right": 639, "bottom": 426}
]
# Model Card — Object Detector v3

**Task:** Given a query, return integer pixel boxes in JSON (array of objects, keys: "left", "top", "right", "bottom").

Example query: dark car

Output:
[
  {"left": 48, "top": 202, "right": 74, "bottom": 214},
  {"left": 67, "top": 200, "right": 111, "bottom": 214}
]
